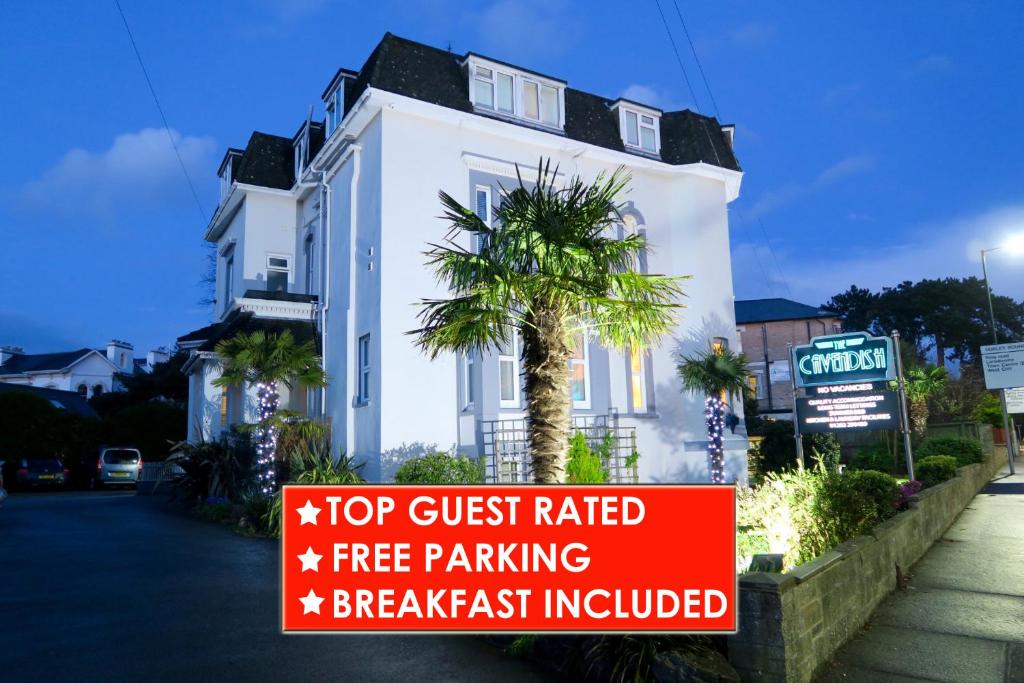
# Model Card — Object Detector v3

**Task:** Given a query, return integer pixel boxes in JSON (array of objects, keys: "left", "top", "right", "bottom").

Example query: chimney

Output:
[
  {"left": 0, "top": 345, "right": 24, "bottom": 366},
  {"left": 106, "top": 340, "right": 134, "bottom": 372},
  {"left": 147, "top": 347, "right": 170, "bottom": 369}
]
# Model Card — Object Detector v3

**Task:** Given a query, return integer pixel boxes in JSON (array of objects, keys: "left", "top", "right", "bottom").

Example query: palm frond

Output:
[{"left": 677, "top": 346, "right": 751, "bottom": 399}]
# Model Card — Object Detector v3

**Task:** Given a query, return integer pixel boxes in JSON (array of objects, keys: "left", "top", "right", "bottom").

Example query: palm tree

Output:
[
  {"left": 213, "top": 330, "right": 327, "bottom": 494},
  {"left": 412, "top": 161, "right": 686, "bottom": 483},
  {"left": 903, "top": 365, "right": 948, "bottom": 441},
  {"left": 677, "top": 346, "right": 750, "bottom": 483}
]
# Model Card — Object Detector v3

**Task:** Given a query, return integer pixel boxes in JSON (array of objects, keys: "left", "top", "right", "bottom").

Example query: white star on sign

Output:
[
  {"left": 299, "top": 588, "right": 324, "bottom": 615},
  {"left": 297, "top": 499, "right": 321, "bottom": 526},
  {"left": 298, "top": 546, "right": 323, "bottom": 573}
]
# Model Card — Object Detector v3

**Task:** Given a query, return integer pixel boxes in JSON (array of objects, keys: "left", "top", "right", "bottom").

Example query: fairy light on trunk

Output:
[
  {"left": 255, "top": 381, "right": 280, "bottom": 494},
  {"left": 705, "top": 396, "right": 726, "bottom": 484}
]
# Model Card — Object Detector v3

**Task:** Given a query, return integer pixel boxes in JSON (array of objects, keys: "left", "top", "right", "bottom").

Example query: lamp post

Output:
[{"left": 981, "top": 236, "right": 1023, "bottom": 472}]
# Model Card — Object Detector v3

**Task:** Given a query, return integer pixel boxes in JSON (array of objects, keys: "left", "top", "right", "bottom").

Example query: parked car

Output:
[
  {"left": 93, "top": 447, "right": 143, "bottom": 488},
  {"left": 15, "top": 457, "right": 69, "bottom": 489}
]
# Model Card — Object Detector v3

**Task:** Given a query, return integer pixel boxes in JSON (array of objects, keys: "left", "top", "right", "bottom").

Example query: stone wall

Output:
[{"left": 728, "top": 447, "right": 1005, "bottom": 682}]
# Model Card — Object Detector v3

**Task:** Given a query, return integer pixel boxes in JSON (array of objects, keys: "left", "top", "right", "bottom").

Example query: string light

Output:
[
  {"left": 255, "top": 381, "right": 280, "bottom": 495},
  {"left": 705, "top": 396, "right": 726, "bottom": 484}
]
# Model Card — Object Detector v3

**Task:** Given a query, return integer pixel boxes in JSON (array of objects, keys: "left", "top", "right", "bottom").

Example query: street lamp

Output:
[{"left": 981, "top": 234, "right": 1023, "bottom": 471}]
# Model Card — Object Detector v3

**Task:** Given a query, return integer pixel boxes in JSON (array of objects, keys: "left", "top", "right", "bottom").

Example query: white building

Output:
[
  {"left": 0, "top": 340, "right": 166, "bottom": 398},
  {"left": 179, "top": 33, "right": 748, "bottom": 483}
]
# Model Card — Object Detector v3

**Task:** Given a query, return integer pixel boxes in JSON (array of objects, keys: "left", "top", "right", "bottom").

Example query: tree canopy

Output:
[{"left": 825, "top": 277, "right": 1024, "bottom": 366}]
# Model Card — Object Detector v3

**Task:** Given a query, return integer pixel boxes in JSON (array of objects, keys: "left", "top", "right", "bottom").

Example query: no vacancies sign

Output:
[
  {"left": 280, "top": 485, "right": 736, "bottom": 633},
  {"left": 792, "top": 332, "right": 895, "bottom": 388},
  {"left": 796, "top": 384, "right": 900, "bottom": 433}
]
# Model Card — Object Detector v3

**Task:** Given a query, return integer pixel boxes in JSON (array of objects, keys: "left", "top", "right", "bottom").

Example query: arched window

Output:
[
  {"left": 76, "top": 384, "right": 88, "bottom": 397},
  {"left": 93, "top": 385, "right": 104, "bottom": 397}
]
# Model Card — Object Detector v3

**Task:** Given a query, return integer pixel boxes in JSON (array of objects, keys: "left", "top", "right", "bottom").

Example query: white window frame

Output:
[
  {"left": 467, "top": 58, "right": 565, "bottom": 130},
  {"left": 617, "top": 105, "right": 661, "bottom": 155},
  {"left": 222, "top": 249, "right": 234, "bottom": 313},
  {"left": 463, "top": 352, "right": 475, "bottom": 410},
  {"left": 498, "top": 334, "right": 520, "bottom": 409},
  {"left": 326, "top": 86, "right": 343, "bottom": 137},
  {"left": 474, "top": 185, "right": 492, "bottom": 252},
  {"left": 219, "top": 158, "right": 233, "bottom": 199},
  {"left": 356, "top": 334, "right": 371, "bottom": 404},
  {"left": 628, "top": 346, "right": 648, "bottom": 414},
  {"left": 570, "top": 332, "right": 591, "bottom": 409},
  {"left": 303, "top": 234, "right": 315, "bottom": 294},
  {"left": 294, "top": 137, "right": 306, "bottom": 177},
  {"left": 266, "top": 254, "right": 291, "bottom": 293}
]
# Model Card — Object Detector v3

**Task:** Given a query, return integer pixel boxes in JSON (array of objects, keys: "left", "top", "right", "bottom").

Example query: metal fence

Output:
[{"left": 480, "top": 414, "right": 638, "bottom": 484}]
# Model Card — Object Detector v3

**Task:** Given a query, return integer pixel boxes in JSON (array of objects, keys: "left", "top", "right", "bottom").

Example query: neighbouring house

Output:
[
  {"left": 0, "top": 383, "right": 98, "bottom": 418},
  {"left": 178, "top": 32, "right": 747, "bottom": 483},
  {"left": 735, "top": 298, "right": 843, "bottom": 417},
  {"left": 0, "top": 341, "right": 169, "bottom": 399}
]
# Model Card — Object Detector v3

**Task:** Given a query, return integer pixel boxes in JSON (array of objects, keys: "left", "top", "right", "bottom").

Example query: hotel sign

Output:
[
  {"left": 792, "top": 332, "right": 895, "bottom": 388},
  {"left": 795, "top": 384, "right": 901, "bottom": 434}
]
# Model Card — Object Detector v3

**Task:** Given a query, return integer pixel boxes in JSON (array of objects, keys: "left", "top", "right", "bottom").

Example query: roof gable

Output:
[
  {"left": 735, "top": 298, "right": 838, "bottom": 324},
  {"left": 0, "top": 348, "right": 112, "bottom": 375}
]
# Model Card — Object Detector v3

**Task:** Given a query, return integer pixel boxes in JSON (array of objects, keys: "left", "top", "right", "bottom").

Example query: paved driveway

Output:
[{"left": 1, "top": 491, "right": 553, "bottom": 682}]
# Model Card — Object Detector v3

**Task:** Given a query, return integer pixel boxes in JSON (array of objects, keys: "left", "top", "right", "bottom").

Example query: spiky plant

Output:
[
  {"left": 903, "top": 365, "right": 948, "bottom": 441},
  {"left": 213, "top": 330, "right": 327, "bottom": 494},
  {"left": 677, "top": 346, "right": 750, "bottom": 483},
  {"left": 411, "top": 160, "right": 686, "bottom": 483}
]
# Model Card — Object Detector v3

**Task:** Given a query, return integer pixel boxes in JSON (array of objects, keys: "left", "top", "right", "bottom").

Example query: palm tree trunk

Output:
[
  {"left": 255, "top": 380, "right": 281, "bottom": 494},
  {"left": 909, "top": 398, "right": 929, "bottom": 442},
  {"left": 706, "top": 395, "right": 726, "bottom": 483},
  {"left": 522, "top": 305, "right": 572, "bottom": 484}
]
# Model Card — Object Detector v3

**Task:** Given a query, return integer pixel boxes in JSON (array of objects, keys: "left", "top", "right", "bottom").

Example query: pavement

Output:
[
  {"left": 820, "top": 457, "right": 1024, "bottom": 683},
  {"left": 1, "top": 490, "right": 554, "bottom": 683}
]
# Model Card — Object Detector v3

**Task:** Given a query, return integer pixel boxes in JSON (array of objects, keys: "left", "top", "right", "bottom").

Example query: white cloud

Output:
[
  {"left": 730, "top": 22, "right": 775, "bottom": 48},
  {"left": 619, "top": 84, "right": 691, "bottom": 111},
  {"left": 19, "top": 128, "right": 216, "bottom": 219},
  {"left": 733, "top": 204, "right": 1024, "bottom": 305},
  {"left": 905, "top": 54, "right": 952, "bottom": 78},
  {"left": 747, "top": 154, "right": 876, "bottom": 219},
  {"left": 821, "top": 82, "right": 865, "bottom": 107},
  {"left": 470, "top": 0, "right": 579, "bottom": 59}
]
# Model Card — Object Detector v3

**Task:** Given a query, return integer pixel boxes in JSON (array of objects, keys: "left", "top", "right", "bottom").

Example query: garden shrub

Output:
[
  {"left": 394, "top": 451, "right": 484, "bottom": 484},
  {"left": 738, "top": 466, "right": 900, "bottom": 569},
  {"left": 849, "top": 443, "right": 898, "bottom": 474},
  {"left": 898, "top": 480, "right": 923, "bottom": 510},
  {"left": 566, "top": 432, "right": 608, "bottom": 484},
  {"left": 916, "top": 437, "right": 983, "bottom": 466},
  {"left": 916, "top": 455, "right": 958, "bottom": 488},
  {"left": 815, "top": 470, "right": 899, "bottom": 543}
]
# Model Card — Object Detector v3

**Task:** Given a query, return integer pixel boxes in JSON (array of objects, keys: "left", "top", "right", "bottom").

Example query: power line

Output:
[
  {"left": 671, "top": 0, "right": 720, "bottom": 118},
  {"left": 655, "top": 0, "right": 794, "bottom": 299},
  {"left": 114, "top": 0, "right": 207, "bottom": 221},
  {"left": 652, "top": 0, "right": 702, "bottom": 112}
]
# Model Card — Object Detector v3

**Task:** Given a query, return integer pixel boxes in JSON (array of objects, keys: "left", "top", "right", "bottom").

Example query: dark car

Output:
[{"left": 15, "top": 458, "right": 69, "bottom": 489}]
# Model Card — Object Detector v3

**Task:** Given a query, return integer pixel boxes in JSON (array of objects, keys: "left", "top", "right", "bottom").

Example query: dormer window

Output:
[
  {"left": 613, "top": 101, "right": 661, "bottom": 155},
  {"left": 325, "top": 86, "right": 343, "bottom": 136},
  {"left": 219, "top": 158, "right": 232, "bottom": 199},
  {"left": 468, "top": 57, "right": 564, "bottom": 130},
  {"left": 294, "top": 135, "right": 307, "bottom": 177}
]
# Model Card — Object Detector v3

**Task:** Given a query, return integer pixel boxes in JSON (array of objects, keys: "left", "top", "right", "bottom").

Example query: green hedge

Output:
[
  {"left": 816, "top": 470, "right": 900, "bottom": 543},
  {"left": 394, "top": 452, "right": 485, "bottom": 484},
  {"left": 916, "top": 455, "right": 958, "bottom": 488},
  {"left": 916, "top": 437, "right": 983, "bottom": 466}
]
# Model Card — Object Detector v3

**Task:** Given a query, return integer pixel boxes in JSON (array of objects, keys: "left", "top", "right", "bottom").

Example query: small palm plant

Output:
[
  {"left": 677, "top": 345, "right": 750, "bottom": 483},
  {"left": 903, "top": 365, "right": 948, "bottom": 441},
  {"left": 412, "top": 160, "right": 685, "bottom": 483},
  {"left": 213, "top": 330, "right": 327, "bottom": 494}
]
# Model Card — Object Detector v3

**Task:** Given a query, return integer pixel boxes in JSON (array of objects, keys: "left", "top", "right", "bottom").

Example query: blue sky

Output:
[{"left": 1, "top": 0, "right": 1022, "bottom": 354}]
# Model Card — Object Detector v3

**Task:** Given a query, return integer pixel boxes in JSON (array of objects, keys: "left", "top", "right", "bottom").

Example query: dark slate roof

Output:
[
  {"left": 0, "top": 349, "right": 98, "bottom": 375},
  {"left": 0, "top": 383, "right": 98, "bottom": 418},
  {"left": 177, "top": 311, "right": 318, "bottom": 353},
  {"left": 735, "top": 299, "right": 838, "bottom": 324},
  {"left": 225, "top": 33, "right": 740, "bottom": 191},
  {"left": 232, "top": 131, "right": 294, "bottom": 190}
]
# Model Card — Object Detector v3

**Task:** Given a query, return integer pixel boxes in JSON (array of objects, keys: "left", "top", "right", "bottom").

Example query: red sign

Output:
[{"left": 281, "top": 485, "right": 736, "bottom": 633}]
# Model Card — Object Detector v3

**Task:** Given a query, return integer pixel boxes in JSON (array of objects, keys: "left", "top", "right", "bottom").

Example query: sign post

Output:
[
  {"left": 980, "top": 342, "right": 1023, "bottom": 471},
  {"left": 786, "top": 343, "right": 805, "bottom": 469},
  {"left": 891, "top": 331, "right": 915, "bottom": 481}
]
